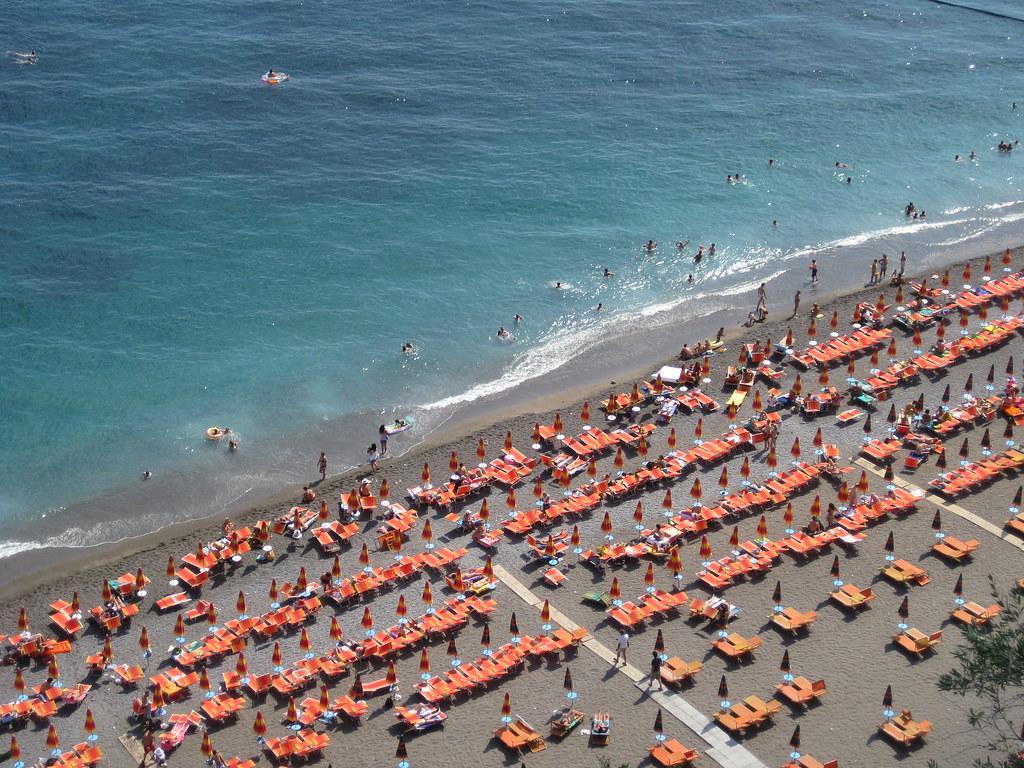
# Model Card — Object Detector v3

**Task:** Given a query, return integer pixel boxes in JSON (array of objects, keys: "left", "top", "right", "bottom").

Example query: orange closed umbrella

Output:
[
  {"left": 667, "top": 546, "right": 682, "bottom": 577},
  {"left": 449, "top": 451, "right": 459, "bottom": 472},
  {"left": 756, "top": 515, "right": 768, "bottom": 539},
  {"left": 614, "top": 446, "right": 624, "bottom": 468},
  {"left": 963, "top": 263, "right": 971, "bottom": 280},
  {"left": 690, "top": 477, "right": 702, "bottom": 500},
  {"left": 667, "top": 427, "right": 677, "bottom": 449},
  {"left": 174, "top": 614, "right": 185, "bottom": 639},
  {"left": 476, "top": 438, "right": 486, "bottom": 459},
  {"left": 319, "top": 498, "right": 328, "bottom": 521},
  {"left": 360, "top": 608, "right": 373, "bottom": 632},
  {"left": 70, "top": 591, "right": 80, "bottom": 615},
  {"left": 236, "top": 591, "right": 246, "bottom": 616},
  {"left": 790, "top": 437, "right": 801, "bottom": 459},
  {"left": 830, "top": 310, "right": 839, "bottom": 329},
  {"left": 199, "top": 667, "right": 211, "bottom": 692},
  {"left": 46, "top": 724, "right": 59, "bottom": 751},
  {"left": 206, "top": 602, "right": 217, "bottom": 627},
  {"left": 102, "top": 634, "right": 114, "bottom": 661},
  {"left": 84, "top": 708, "right": 97, "bottom": 737},
  {"left": 752, "top": 390, "right": 762, "bottom": 411},
  {"left": 570, "top": 526, "right": 581, "bottom": 549},
  {"left": 784, "top": 327, "right": 794, "bottom": 347},
  {"left": 269, "top": 578, "right": 278, "bottom": 603},
  {"left": 637, "top": 437, "right": 649, "bottom": 458},
  {"left": 501, "top": 691, "right": 512, "bottom": 719},
  {"left": 783, "top": 502, "right": 794, "bottom": 529},
  {"left": 421, "top": 463, "right": 431, "bottom": 484},
  {"left": 13, "top": 667, "right": 24, "bottom": 692},
  {"left": 330, "top": 616, "right": 342, "bottom": 642},
  {"left": 533, "top": 478, "right": 544, "bottom": 498},
  {"left": 553, "top": 412, "right": 563, "bottom": 433},
  {"left": 9, "top": 736, "right": 20, "bottom": 762},
  {"left": 386, "top": 660, "right": 398, "bottom": 685},
  {"left": 695, "top": 417, "right": 703, "bottom": 439},
  {"left": 633, "top": 501, "right": 644, "bottom": 527},
  {"left": 47, "top": 656, "right": 59, "bottom": 680},
  {"left": 272, "top": 642, "right": 282, "bottom": 668},
  {"left": 857, "top": 470, "right": 869, "bottom": 493},
  {"left": 396, "top": 594, "right": 408, "bottom": 619},
  {"left": 332, "top": 555, "right": 342, "bottom": 582},
  {"left": 812, "top": 427, "right": 823, "bottom": 448},
  {"left": 419, "top": 647, "right": 431, "bottom": 675},
  {"left": 729, "top": 526, "right": 740, "bottom": 548},
  {"left": 421, "top": 580, "right": 433, "bottom": 608},
  {"left": 201, "top": 730, "right": 213, "bottom": 758},
  {"left": 479, "top": 499, "right": 490, "bottom": 521},
  {"left": 151, "top": 687, "right": 165, "bottom": 712},
  {"left": 587, "top": 457, "right": 597, "bottom": 478},
  {"left": 287, "top": 696, "right": 297, "bottom": 722},
  {"left": 718, "top": 466, "right": 729, "bottom": 488},
  {"left": 506, "top": 488, "right": 517, "bottom": 509},
  {"left": 235, "top": 651, "right": 248, "bottom": 678},
  {"left": 807, "top": 318, "right": 817, "bottom": 339},
  {"left": 644, "top": 562, "right": 656, "bottom": 588},
  {"left": 101, "top": 580, "right": 112, "bottom": 604},
  {"left": 379, "top": 478, "right": 389, "bottom": 500},
  {"left": 609, "top": 576, "right": 621, "bottom": 601},
  {"left": 818, "top": 367, "right": 829, "bottom": 386},
  {"left": 811, "top": 495, "right": 821, "bottom": 517},
  {"left": 139, "top": 626, "right": 150, "bottom": 654},
  {"left": 299, "top": 627, "right": 312, "bottom": 653},
  {"left": 766, "top": 448, "right": 777, "bottom": 469},
  {"left": 580, "top": 402, "right": 591, "bottom": 423},
  {"left": 532, "top": 422, "right": 542, "bottom": 443},
  {"left": 558, "top": 468, "right": 571, "bottom": 489},
  {"left": 662, "top": 489, "right": 673, "bottom": 510},
  {"left": 504, "top": 430, "right": 513, "bottom": 453},
  {"left": 699, "top": 535, "right": 712, "bottom": 561},
  {"left": 792, "top": 375, "right": 803, "bottom": 396},
  {"left": 483, "top": 555, "right": 494, "bottom": 582},
  {"left": 421, "top": 519, "right": 433, "bottom": 547},
  {"left": 134, "top": 567, "right": 147, "bottom": 595},
  {"left": 253, "top": 710, "right": 267, "bottom": 738},
  {"left": 740, "top": 455, "right": 750, "bottom": 478},
  {"left": 540, "top": 599, "right": 551, "bottom": 625},
  {"left": 296, "top": 566, "right": 308, "bottom": 592},
  {"left": 600, "top": 510, "right": 613, "bottom": 536}
]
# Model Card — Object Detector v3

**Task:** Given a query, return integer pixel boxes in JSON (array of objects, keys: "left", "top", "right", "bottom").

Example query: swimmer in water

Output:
[
  {"left": 513, "top": 313, "right": 523, "bottom": 323},
  {"left": 603, "top": 267, "right": 614, "bottom": 277},
  {"left": 687, "top": 274, "right": 694, "bottom": 284},
  {"left": 555, "top": 281, "right": 562, "bottom": 289},
  {"left": 143, "top": 470, "right": 152, "bottom": 480},
  {"left": 496, "top": 326, "right": 510, "bottom": 339},
  {"left": 772, "top": 219, "right": 778, "bottom": 227},
  {"left": 768, "top": 158, "right": 775, "bottom": 167},
  {"left": 970, "top": 150, "right": 977, "bottom": 161},
  {"left": 9, "top": 50, "right": 38, "bottom": 64},
  {"left": 835, "top": 162, "right": 849, "bottom": 169},
  {"left": 694, "top": 245, "right": 704, "bottom": 265},
  {"left": 402, "top": 342, "right": 414, "bottom": 353},
  {"left": 709, "top": 243, "right": 716, "bottom": 256},
  {"left": 644, "top": 240, "right": 657, "bottom": 252},
  {"left": 675, "top": 240, "right": 689, "bottom": 251},
  {"left": 596, "top": 303, "right": 603, "bottom": 312}
]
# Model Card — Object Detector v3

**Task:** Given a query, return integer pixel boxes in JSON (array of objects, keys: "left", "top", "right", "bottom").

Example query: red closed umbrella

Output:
[
  {"left": 699, "top": 535, "right": 712, "bottom": 561},
  {"left": 253, "top": 710, "right": 267, "bottom": 738},
  {"left": 504, "top": 430, "right": 513, "bottom": 453},
  {"left": 581, "top": 402, "right": 591, "bottom": 423},
  {"left": 633, "top": 502, "right": 644, "bottom": 527},
  {"left": 201, "top": 730, "right": 213, "bottom": 758},
  {"left": 476, "top": 438, "right": 487, "bottom": 459},
  {"left": 422, "top": 580, "right": 433, "bottom": 607},
  {"left": 46, "top": 724, "right": 59, "bottom": 751},
  {"left": 662, "top": 490, "right": 673, "bottom": 510},
  {"left": 690, "top": 478, "right": 702, "bottom": 500}
]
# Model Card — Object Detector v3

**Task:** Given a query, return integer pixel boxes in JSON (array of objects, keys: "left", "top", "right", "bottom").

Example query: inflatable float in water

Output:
[
  {"left": 206, "top": 427, "right": 227, "bottom": 441},
  {"left": 261, "top": 71, "right": 290, "bottom": 85}
]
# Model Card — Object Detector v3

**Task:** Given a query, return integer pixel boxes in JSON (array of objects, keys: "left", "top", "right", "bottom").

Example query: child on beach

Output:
[
  {"left": 378, "top": 424, "right": 388, "bottom": 455},
  {"left": 367, "top": 444, "right": 379, "bottom": 471}
]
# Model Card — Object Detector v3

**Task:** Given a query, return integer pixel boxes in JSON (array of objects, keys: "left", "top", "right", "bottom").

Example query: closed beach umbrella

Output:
[
  {"left": 139, "top": 626, "right": 150, "bottom": 655},
  {"left": 506, "top": 488, "right": 517, "bottom": 509},
  {"left": 883, "top": 685, "right": 893, "bottom": 708},
  {"left": 644, "top": 562, "right": 656, "bottom": 588},
  {"left": 199, "top": 668, "right": 211, "bottom": 692},
  {"left": 1008, "top": 356, "right": 1016, "bottom": 376},
  {"left": 319, "top": 685, "right": 330, "bottom": 711},
  {"left": 419, "top": 648, "right": 430, "bottom": 675},
  {"left": 421, "top": 463, "right": 430, "bottom": 485},
  {"left": 780, "top": 649, "right": 791, "bottom": 673},
  {"left": 553, "top": 412, "right": 564, "bottom": 433},
  {"left": 509, "top": 612, "right": 519, "bottom": 637},
  {"left": 870, "top": 349, "right": 879, "bottom": 366},
  {"left": 847, "top": 356, "right": 856, "bottom": 376},
  {"left": 13, "top": 668, "right": 24, "bottom": 693},
  {"left": 876, "top": 293, "right": 886, "bottom": 313},
  {"left": 630, "top": 383, "right": 641, "bottom": 404},
  {"left": 601, "top": 510, "right": 613, "bottom": 536},
  {"left": 959, "top": 438, "right": 970, "bottom": 458},
  {"left": 792, "top": 374, "right": 803, "bottom": 396},
  {"left": 174, "top": 614, "right": 185, "bottom": 639},
  {"left": 350, "top": 674, "right": 364, "bottom": 700},
  {"left": 1004, "top": 248, "right": 1013, "bottom": 267},
  {"left": 837, "top": 480, "right": 848, "bottom": 503},
  {"left": 654, "top": 709, "right": 664, "bottom": 736},
  {"left": 699, "top": 535, "right": 712, "bottom": 561},
  {"left": 47, "top": 657, "right": 59, "bottom": 680},
  {"left": 422, "top": 581, "right": 432, "bottom": 607},
  {"left": 151, "top": 687, "right": 164, "bottom": 711},
  {"left": 286, "top": 696, "right": 297, "bottom": 722},
  {"left": 70, "top": 592, "right": 80, "bottom": 615},
  {"left": 790, "top": 725, "right": 801, "bottom": 750},
  {"left": 386, "top": 660, "right": 398, "bottom": 686},
  {"left": 581, "top": 402, "right": 591, "bottom": 423},
  {"left": 331, "top": 555, "right": 342, "bottom": 582},
  {"left": 719, "top": 466, "right": 729, "bottom": 488},
  {"left": 360, "top": 608, "right": 373, "bottom": 632},
  {"left": 785, "top": 327, "right": 794, "bottom": 347},
  {"left": 614, "top": 446, "right": 625, "bottom": 468},
  {"left": 830, "top": 310, "right": 839, "bottom": 330},
  {"left": 718, "top": 675, "right": 729, "bottom": 701},
  {"left": 9, "top": 736, "right": 19, "bottom": 762},
  {"left": 101, "top": 580, "right": 112, "bottom": 604},
  {"left": 396, "top": 737, "right": 408, "bottom": 761},
  {"left": 563, "top": 667, "right": 573, "bottom": 693},
  {"left": 667, "top": 427, "right": 677, "bottom": 449},
  {"left": 206, "top": 603, "right": 217, "bottom": 627},
  {"left": 812, "top": 427, "right": 823, "bottom": 448},
  {"left": 235, "top": 651, "right": 248, "bottom": 678},
  {"left": 46, "top": 724, "right": 59, "bottom": 751},
  {"left": 772, "top": 581, "right": 782, "bottom": 605},
  {"left": 531, "top": 478, "right": 543, "bottom": 499},
  {"left": 931, "top": 510, "right": 942, "bottom": 531},
  {"left": 887, "top": 337, "right": 897, "bottom": 357},
  {"left": 807, "top": 318, "right": 816, "bottom": 339},
  {"left": 897, "top": 596, "right": 909, "bottom": 620},
  {"left": 830, "top": 556, "right": 840, "bottom": 579},
  {"left": 200, "top": 730, "right": 213, "bottom": 758},
  {"left": 913, "top": 327, "right": 922, "bottom": 347},
  {"left": 884, "top": 531, "right": 895, "bottom": 554},
  {"left": 936, "top": 321, "right": 946, "bottom": 341},
  {"left": 449, "top": 452, "right": 459, "bottom": 473},
  {"left": 483, "top": 555, "right": 494, "bottom": 582},
  {"left": 236, "top": 591, "right": 246, "bottom": 616},
  {"left": 1015, "top": 486, "right": 1023, "bottom": 507},
  {"left": 253, "top": 710, "right": 267, "bottom": 738},
  {"left": 818, "top": 367, "right": 829, "bottom": 386},
  {"left": 570, "top": 526, "right": 581, "bottom": 549},
  {"left": 446, "top": 636, "right": 458, "bottom": 659},
  {"left": 752, "top": 390, "right": 762, "bottom": 411},
  {"left": 540, "top": 599, "right": 551, "bottom": 625},
  {"left": 296, "top": 566, "right": 308, "bottom": 592},
  {"left": 741, "top": 455, "right": 750, "bottom": 478},
  {"left": 767, "top": 448, "right": 777, "bottom": 469},
  {"left": 501, "top": 691, "right": 512, "bottom": 718},
  {"left": 857, "top": 470, "right": 869, "bottom": 493},
  {"left": 694, "top": 418, "right": 703, "bottom": 440},
  {"left": 379, "top": 478, "right": 389, "bottom": 500},
  {"left": 981, "top": 428, "right": 991, "bottom": 451},
  {"left": 271, "top": 642, "right": 282, "bottom": 668},
  {"left": 791, "top": 437, "right": 801, "bottom": 458},
  {"left": 963, "top": 263, "right": 972, "bottom": 280},
  {"left": 269, "top": 579, "right": 278, "bottom": 603},
  {"left": 757, "top": 514, "right": 768, "bottom": 539},
  {"left": 667, "top": 546, "right": 682, "bottom": 577},
  {"left": 953, "top": 573, "right": 963, "bottom": 598},
  {"left": 637, "top": 437, "right": 649, "bottom": 457},
  {"left": 863, "top": 414, "right": 873, "bottom": 434},
  {"left": 690, "top": 478, "right": 702, "bottom": 500},
  {"left": 299, "top": 627, "right": 312, "bottom": 653},
  {"left": 476, "top": 438, "right": 487, "bottom": 459},
  {"left": 102, "top": 634, "right": 113, "bottom": 661},
  {"left": 660, "top": 491, "right": 672, "bottom": 511},
  {"left": 729, "top": 526, "right": 740, "bottom": 548},
  {"left": 610, "top": 577, "right": 621, "bottom": 601},
  {"left": 960, "top": 311, "right": 970, "bottom": 330},
  {"left": 942, "top": 383, "right": 951, "bottom": 403},
  {"left": 504, "top": 430, "right": 513, "bottom": 453},
  {"left": 653, "top": 629, "right": 665, "bottom": 654},
  {"left": 783, "top": 502, "right": 794, "bottom": 528},
  {"left": 319, "top": 499, "right": 329, "bottom": 521},
  {"left": 452, "top": 567, "right": 466, "bottom": 593}
]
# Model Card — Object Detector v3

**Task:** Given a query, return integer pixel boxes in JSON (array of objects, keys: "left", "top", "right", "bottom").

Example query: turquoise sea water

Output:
[{"left": 3, "top": 0, "right": 1024, "bottom": 556}]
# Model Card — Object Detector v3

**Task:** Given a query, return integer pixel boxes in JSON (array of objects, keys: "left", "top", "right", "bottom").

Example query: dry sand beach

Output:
[{"left": 1, "top": 248, "right": 1022, "bottom": 768}]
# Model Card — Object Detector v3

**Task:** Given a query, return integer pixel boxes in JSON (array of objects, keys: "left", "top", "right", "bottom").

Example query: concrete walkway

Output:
[{"left": 492, "top": 564, "right": 768, "bottom": 768}]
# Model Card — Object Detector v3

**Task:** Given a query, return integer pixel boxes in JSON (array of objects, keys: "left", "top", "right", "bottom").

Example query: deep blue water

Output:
[{"left": 3, "top": 0, "right": 1024, "bottom": 555}]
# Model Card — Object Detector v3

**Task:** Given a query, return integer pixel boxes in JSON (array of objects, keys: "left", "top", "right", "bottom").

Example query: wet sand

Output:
[{"left": 1, "top": 248, "right": 1022, "bottom": 768}]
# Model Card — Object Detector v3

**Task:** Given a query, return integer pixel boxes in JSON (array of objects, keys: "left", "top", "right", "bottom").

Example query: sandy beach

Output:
[{"left": 1, "top": 247, "right": 1022, "bottom": 768}]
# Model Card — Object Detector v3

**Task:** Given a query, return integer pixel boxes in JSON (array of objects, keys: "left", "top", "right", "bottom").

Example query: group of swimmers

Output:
[{"left": 7, "top": 50, "right": 38, "bottom": 65}]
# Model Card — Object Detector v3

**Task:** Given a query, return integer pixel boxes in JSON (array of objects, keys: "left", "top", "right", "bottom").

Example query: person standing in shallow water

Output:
[
  {"left": 378, "top": 425, "right": 388, "bottom": 456},
  {"left": 318, "top": 451, "right": 327, "bottom": 481}
]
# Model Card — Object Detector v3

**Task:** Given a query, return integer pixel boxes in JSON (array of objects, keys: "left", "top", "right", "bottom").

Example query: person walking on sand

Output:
[
  {"left": 809, "top": 259, "right": 819, "bottom": 284},
  {"left": 614, "top": 631, "right": 629, "bottom": 665},
  {"left": 869, "top": 259, "right": 878, "bottom": 285},
  {"left": 648, "top": 651, "right": 663, "bottom": 689},
  {"left": 318, "top": 452, "right": 327, "bottom": 481},
  {"left": 788, "top": 290, "right": 801, "bottom": 320},
  {"left": 378, "top": 424, "right": 389, "bottom": 456},
  {"left": 367, "top": 444, "right": 379, "bottom": 472}
]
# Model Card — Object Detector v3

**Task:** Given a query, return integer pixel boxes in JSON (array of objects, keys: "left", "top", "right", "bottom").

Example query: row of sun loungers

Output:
[
  {"left": 929, "top": 447, "right": 1024, "bottom": 497},
  {"left": 788, "top": 327, "right": 891, "bottom": 369}
]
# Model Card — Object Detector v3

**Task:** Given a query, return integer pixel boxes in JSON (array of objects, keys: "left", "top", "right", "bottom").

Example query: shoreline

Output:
[{"left": 0, "top": 242, "right": 1016, "bottom": 603}]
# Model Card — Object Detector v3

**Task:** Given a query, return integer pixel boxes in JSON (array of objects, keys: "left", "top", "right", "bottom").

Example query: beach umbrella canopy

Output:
[
  {"left": 963, "top": 263, "right": 972, "bottom": 280},
  {"left": 422, "top": 581, "right": 433, "bottom": 607},
  {"left": 790, "top": 725, "right": 801, "bottom": 750},
  {"left": 101, "top": 580, "right": 112, "bottom": 603},
  {"left": 661, "top": 490, "right": 673, "bottom": 510},
  {"left": 790, "top": 438, "right": 801, "bottom": 458},
  {"left": 1016, "top": 486, "right": 1023, "bottom": 507},
  {"left": 792, "top": 375, "right": 803, "bottom": 396},
  {"left": 729, "top": 526, "right": 740, "bottom": 548},
  {"left": 772, "top": 581, "right": 782, "bottom": 605},
  {"left": 667, "top": 546, "right": 682, "bottom": 575},
  {"left": 483, "top": 555, "right": 494, "bottom": 582},
  {"left": 540, "top": 599, "right": 551, "bottom": 624},
  {"left": 644, "top": 562, "right": 656, "bottom": 588},
  {"left": 286, "top": 696, "right": 297, "bottom": 722},
  {"left": 753, "top": 390, "right": 763, "bottom": 411},
  {"left": 476, "top": 438, "right": 487, "bottom": 459},
  {"left": 936, "top": 450, "right": 947, "bottom": 469},
  {"left": 396, "top": 737, "right": 408, "bottom": 761},
  {"left": 206, "top": 603, "right": 217, "bottom": 626},
  {"left": 857, "top": 470, "right": 869, "bottom": 493},
  {"left": 299, "top": 627, "right": 312, "bottom": 653},
  {"left": 70, "top": 592, "right": 80, "bottom": 615},
  {"left": 501, "top": 691, "right": 512, "bottom": 718},
  {"left": 931, "top": 510, "right": 942, "bottom": 531},
  {"left": 350, "top": 673, "right": 364, "bottom": 700},
  {"left": 883, "top": 685, "right": 893, "bottom": 708},
  {"left": 506, "top": 488, "right": 517, "bottom": 509},
  {"left": 297, "top": 567, "right": 309, "bottom": 593},
  {"left": 807, "top": 318, "right": 817, "bottom": 339},
  {"left": 379, "top": 478, "right": 389, "bottom": 500},
  {"left": 269, "top": 578, "right": 278, "bottom": 602},
  {"left": 386, "top": 660, "right": 398, "bottom": 686},
  {"left": 959, "top": 438, "right": 970, "bottom": 458},
  {"left": 863, "top": 414, "right": 873, "bottom": 434},
  {"left": 235, "top": 651, "right": 249, "bottom": 678},
  {"left": 699, "top": 535, "right": 712, "bottom": 561},
  {"left": 199, "top": 668, "right": 211, "bottom": 692},
  {"left": 9, "top": 736, "right": 19, "bottom": 762},
  {"left": 139, "top": 626, "right": 150, "bottom": 654},
  {"left": 318, "top": 684, "right": 330, "bottom": 711},
  {"left": 981, "top": 428, "right": 991, "bottom": 451},
  {"left": 452, "top": 567, "right": 466, "bottom": 593},
  {"left": 884, "top": 531, "right": 895, "bottom": 554},
  {"left": 818, "top": 367, "right": 829, "bottom": 386},
  {"left": 420, "top": 520, "right": 433, "bottom": 545},
  {"left": 654, "top": 709, "right": 664, "bottom": 735},
  {"left": 812, "top": 427, "right": 823, "bottom": 448},
  {"left": 319, "top": 499, "right": 329, "bottom": 521},
  {"left": 638, "top": 437, "right": 649, "bottom": 457},
  {"left": 47, "top": 656, "right": 59, "bottom": 680},
  {"left": 936, "top": 321, "right": 946, "bottom": 340},
  {"left": 876, "top": 293, "right": 887, "bottom": 313},
  {"left": 870, "top": 349, "right": 879, "bottom": 366},
  {"left": 830, "top": 556, "right": 840, "bottom": 579},
  {"left": 46, "top": 724, "right": 59, "bottom": 751},
  {"left": 633, "top": 502, "right": 644, "bottom": 527},
  {"left": 601, "top": 510, "right": 613, "bottom": 535},
  {"left": 581, "top": 402, "right": 591, "bottom": 423},
  {"left": 13, "top": 668, "right": 24, "bottom": 692},
  {"left": 614, "top": 446, "right": 624, "bottom": 468},
  {"left": 446, "top": 636, "right": 458, "bottom": 658},
  {"left": 913, "top": 327, "right": 922, "bottom": 346},
  {"left": 151, "top": 687, "right": 164, "bottom": 711},
  {"left": 719, "top": 466, "right": 729, "bottom": 488},
  {"left": 553, "top": 413, "right": 564, "bottom": 433},
  {"left": 897, "top": 596, "right": 909, "bottom": 620},
  {"left": 783, "top": 502, "right": 794, "bottom": 527},
  {"left": 419, "top": 648, "right": 430, "bottom": 675},
  {"left": 421, "top": 463, "right": 431, "bottom": 485},
  {"left": 360, "top": 608, "right": 373, "bottom": 632},
  {"left": 953, "top": 573, "right": 964, "bottom": 597},
  {"left": 102, "top": 634, "right": 113, "bottom": 660},
  {"left": 667, "top": 428, "right": 677, "bottom": 450},
  {"left": 694, "top": 418, "right": 703, "bottom": 440},
  {"left": 504, "top": 430, "right": 513, "bottom": 453},
  {"left": 570, "top": 526, "right": 581, "bottom": 549},
  {"left": 780, "top": 649, "right": 791, "bottom": 673},
  {"left": 847, "top": 356, "right": 856, "bottom": 375},
  {"left": 174, "top": 614, "right": 185, "bottom": 638},
  {"left": 509, "top": 613, "right": 520, "bottom": 636},
  {"left": 236, "top": 591, "right": 246, "bottom": 616},
  {"left": 887, "top": 337, "right": 897, "bottom": 357},
  {"left": 690, "top": 478, "right": 703, "bottom": 500},
  {"left": 531, "top": 478, "right": 542, "bottom": 499},
  {"left": 718, "top": 675, "right": 729, "bottom": 700},
  {"left": 741, "top": 455, "right": 750, "bottom": 478},
  {"left": 394, "top": 593, "right": 408, "bottom": 619},
  {"left": 654, "top": 629, "right": 665, "bottom": 654},
  {"left": 785, "top": 327, "right": 794, "bottom": 347},
  {"left": 1004, "top": 248, "right": 1013, "bottom": 266},
  {"left": 272, "top": 642, "right": 282, "bottom": 668},
  {"left": 563, "top": 667, "right": 574, "bottom": 693},
  {"left": 767, "top": 448, "right": 777, "bottom": 469},
  {"left": 942, "top": 270, "right": 950, "bottom": 287},
  {"left": 330, "top": 555, "right": 342, "bottom": 583},
  {"left": 253, "top": 710, "right": 267, "bottom": 737},
  {"left": 830, "top": 310, "right": 839, "bottom": 330}
]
